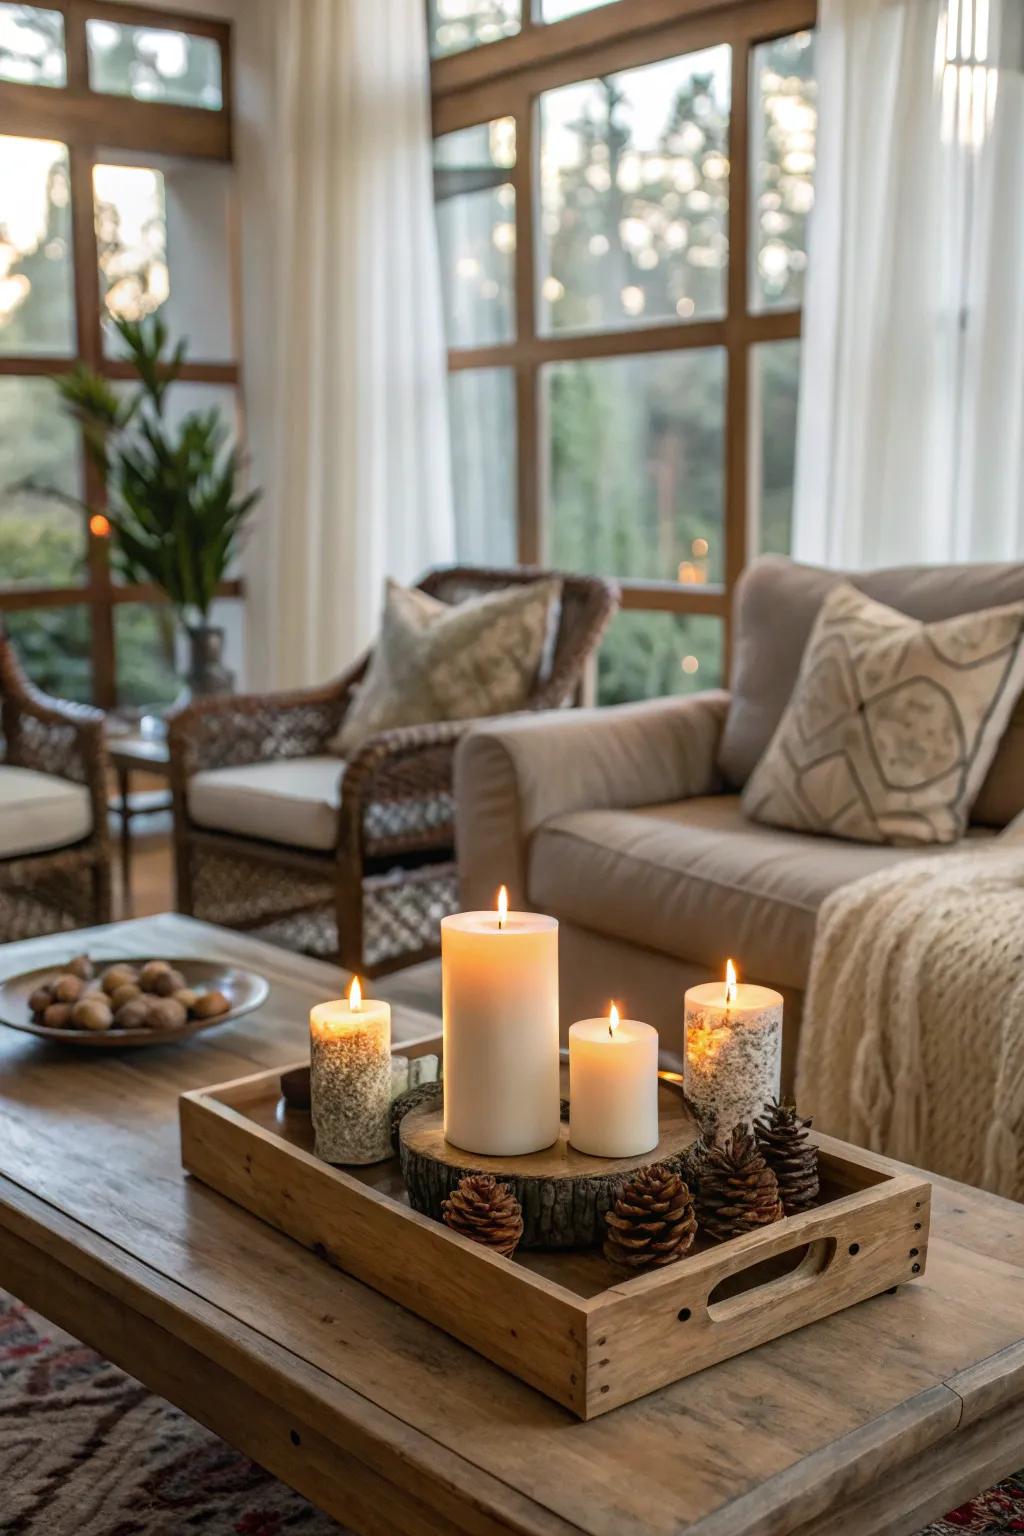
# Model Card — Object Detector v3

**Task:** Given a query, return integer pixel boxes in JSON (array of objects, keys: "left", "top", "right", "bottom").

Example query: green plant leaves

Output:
[{"left": 52, "top": 316, "right": 260, "bottom": 620}]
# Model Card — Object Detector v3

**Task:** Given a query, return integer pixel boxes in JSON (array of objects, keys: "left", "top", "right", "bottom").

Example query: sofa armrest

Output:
[{"left": 455, "top": 690, "right": 730, "bottom": 910}]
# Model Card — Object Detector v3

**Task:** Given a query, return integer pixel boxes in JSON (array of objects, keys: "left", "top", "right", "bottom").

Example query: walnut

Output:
[
  {"left": 43, "top": 1003, "right": 73, "bottom": 1029},
  {"left": 54, "top": 974, "right": 85, "bottom": 1004},
  {"left": 29, "top": 985, "right": 54, "bottom": 1015},
  {"left": 114, "top": 1000, "right": 151, "bottom": 1030},
  {"left": 101, "top": 964, "right": 138, "bottom": 996},
  {"left": 147, "top": 997, "right": 188, "bottom": 1030},
  {"left": 110, "top": 983, "right": 142, "bottom": 1011},
  {"left": 192, "top": 990, "right": 231, "bottom": 1019},
  {"left": 139, "top": 960, "right": 172, "bottom": 993},
  {"left": 174, "top": 988, "right": 199, "bottom": 1013},
  {"left": 72, "top": 998, "right": 113, "bottom": 1032},
  {"left": 66, "top": 954, "right": 94, "bottom": 981}
]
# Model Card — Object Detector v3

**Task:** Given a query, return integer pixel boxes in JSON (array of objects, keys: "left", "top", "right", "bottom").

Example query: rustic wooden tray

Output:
[{"left": 179, "top": 1033, "right": 931, "bottom": 1420}]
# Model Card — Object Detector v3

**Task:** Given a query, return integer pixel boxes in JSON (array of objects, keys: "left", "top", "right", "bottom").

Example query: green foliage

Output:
[{"left": 54, "top": 316, "right": 259, "bottom": 621}]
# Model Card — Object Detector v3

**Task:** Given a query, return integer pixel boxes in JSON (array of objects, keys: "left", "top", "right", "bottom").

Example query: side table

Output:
[{"left": 107, "top": 732, "right": 172, "bottom": 915}]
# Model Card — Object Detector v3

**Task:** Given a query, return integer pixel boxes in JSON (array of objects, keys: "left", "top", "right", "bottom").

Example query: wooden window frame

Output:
[
  {"left": 431, "top": 0, "right": 816, "bottom": 669},
  {"left": 0, "top": 0, "right": 238, "bottom": 707}
]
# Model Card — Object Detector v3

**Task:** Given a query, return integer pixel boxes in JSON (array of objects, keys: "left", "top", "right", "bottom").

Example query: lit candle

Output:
[
  {"left": 441, "top": 886, "right": 560, "bottom": 1155},
  {"left": 684, "top": 960, "right": 782, "bottom": 1137},
  {"left": 310, "top": 976, "right": 392, "bottom": 1164},
  {"left": 568, "top": 1002, "right": 659, "bottom": 1158}
]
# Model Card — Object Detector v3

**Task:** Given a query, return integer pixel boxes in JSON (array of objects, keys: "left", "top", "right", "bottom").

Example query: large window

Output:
[
  {"left": 431, "top": 0, "right": 816, "bottom": 702},
  {"left": 0, "top": 3, "right": 237, "bottom": 708}
]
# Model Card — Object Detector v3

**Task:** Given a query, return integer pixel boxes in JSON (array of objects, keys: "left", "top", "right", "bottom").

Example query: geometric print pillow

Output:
[{"left": 742, "top": 582, "right": 1024, "bottom": 845}]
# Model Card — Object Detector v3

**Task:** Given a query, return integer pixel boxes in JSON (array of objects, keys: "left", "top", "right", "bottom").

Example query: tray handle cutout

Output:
[{"left": 705, "top": 1237, "right": 836, "bottom": 1324}]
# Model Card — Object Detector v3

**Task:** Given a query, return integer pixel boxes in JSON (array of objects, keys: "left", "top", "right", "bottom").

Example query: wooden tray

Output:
[{"left": 180, "top": 1034, "right": 931, "bottom": 1420}]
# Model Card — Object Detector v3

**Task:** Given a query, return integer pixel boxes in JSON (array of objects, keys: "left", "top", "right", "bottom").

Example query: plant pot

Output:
[{"left": 184, "top": 624, "right": 235, "bottom": 697}]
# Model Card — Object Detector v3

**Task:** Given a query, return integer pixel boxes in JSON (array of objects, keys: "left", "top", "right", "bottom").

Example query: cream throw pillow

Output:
[
  {"left": 742, "top": 582, "right": 1024, "bottom": 846},
  {"left": 332, "top": 577, "right": 562, "bottom": 757}
]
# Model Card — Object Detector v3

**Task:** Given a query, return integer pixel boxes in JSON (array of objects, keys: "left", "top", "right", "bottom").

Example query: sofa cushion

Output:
[
  {"left": 720, "top": 555, "right": 1024, "bottom": 826},
  {"left": 742, "top": 583, "right": 1024, "bottom": 846},
  {"left": 188, "top": 756, "right": 453, "bottom": 853},
  {"left": 527, "top": 795, "right": 992, "bottom": 993},
  {"left": 0, "top": 766, "right": 92, "bottom": 860}
]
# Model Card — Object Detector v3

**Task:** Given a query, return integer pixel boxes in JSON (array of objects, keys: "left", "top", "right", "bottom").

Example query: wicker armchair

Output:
[
  {"left": 168, "top": 565, "right": 618, "bottom": 975},
  {"left": 0, "top": 631, "right": 112, "bottom": 940}
]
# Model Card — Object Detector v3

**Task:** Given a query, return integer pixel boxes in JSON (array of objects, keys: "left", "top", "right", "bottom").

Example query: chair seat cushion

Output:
[
  {"left": 528, "top": 795, "right": 992, "bottom": 992},
  {"left": 189, "top": 758, "right": 346, "bottom": 851},
  {"left": 188, "top": 756, "right": 454, "bottom": 853},
  {"left": 0, "top": 766, "right": 92, "bottom": 859}
]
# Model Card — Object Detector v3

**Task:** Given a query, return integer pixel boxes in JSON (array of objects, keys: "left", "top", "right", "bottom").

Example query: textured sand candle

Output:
[
  {"left": 442, "top": 886, "right": 560, "bottom": 1156},
  {"left": 569, "top": 1004, "right": 659, "bottom": 1158},
  {"left": 684, "top": 961, "right": 782, "bottom": 1137},
  {"left": 310, "top": 977, "right": 391, "bottom": 1164}
]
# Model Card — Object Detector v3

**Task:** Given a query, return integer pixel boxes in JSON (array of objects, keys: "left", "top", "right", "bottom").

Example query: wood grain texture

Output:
[
  {"left": 398, "top": 1071, "right": 698, "bottom": 1249},
  {"left": 1, "top": 916, "right": 1024, "bottom": 1534}
]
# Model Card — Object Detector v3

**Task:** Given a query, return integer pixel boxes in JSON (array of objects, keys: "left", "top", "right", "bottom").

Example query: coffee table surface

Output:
[{"left": 1, "top": 915, "right": 1023, "bottom": 1536}]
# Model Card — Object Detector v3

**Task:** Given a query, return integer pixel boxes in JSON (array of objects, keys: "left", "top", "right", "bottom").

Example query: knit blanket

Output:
[{"left": 796, "top": 842, "right": 1024, "bottom": 1199}]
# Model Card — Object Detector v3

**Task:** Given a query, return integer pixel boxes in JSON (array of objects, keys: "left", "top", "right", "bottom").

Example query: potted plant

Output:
[{"left": 54, "top": 315, "right": 260, "bottom": 697}]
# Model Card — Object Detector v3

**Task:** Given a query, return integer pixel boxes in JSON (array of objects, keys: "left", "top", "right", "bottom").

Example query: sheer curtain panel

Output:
[
  {"left": 793, "top": 0, "right": 1024, "bottom": 569},
  {"left": 243, "top": 0, "right": 455, "bottom": 688}
]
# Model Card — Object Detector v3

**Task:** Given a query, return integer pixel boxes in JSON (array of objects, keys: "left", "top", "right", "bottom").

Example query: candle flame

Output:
[
  {"left": 497, "top": 884, "right": 509, "bottom": 930},
  {"left": 608, "top": 1002, "right": 620, "bottom": 1038},
  {"left": 725, "top": 958, "right": 737, "bottom": 1006},
  {"left": 348, "top": 975, "right": 362, "bottom": 1011}
]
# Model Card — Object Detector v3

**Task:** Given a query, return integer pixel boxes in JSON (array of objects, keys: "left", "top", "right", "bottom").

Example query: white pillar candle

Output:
[
  {"left": 684, "top": 960, "right": 782, "bottom": 1137},
  {"left": 310, "top": 977, "right": 392, "bottom": 1164},
  {"left": 441, "top": 887, "right": 560, "bottom": 1156},
  {"left": 568, "top": 1005, "right": 659, "bottom": 1158}
]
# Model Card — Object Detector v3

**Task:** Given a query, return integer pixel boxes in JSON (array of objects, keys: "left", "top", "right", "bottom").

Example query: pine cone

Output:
[
  {"left": 442, "top": 1175, "right": 524, "bottom": 1257},
  {"left": 603, "top": 1163, "right": 697, "bottom": 1272},
  {"left": 754, "top": 1097, "right": 819, "bottom": 1215},
  {"left": 697, "top": 1124, "right": 783, "bottom": 1241}
]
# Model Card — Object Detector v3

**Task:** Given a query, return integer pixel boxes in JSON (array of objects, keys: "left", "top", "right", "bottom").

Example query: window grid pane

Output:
[
  {"left": 0, "top": 375, "right": 85, "bottom": 588},
  {"left": 750, "top": 30, "right": 817, "bottom": 312},
  {"left": 538, "top": 46, "right": 731, "bottom": 336},
  {"left": 751, "top": 338, "right": 801, "bottom": 557},
  {"left": 5, "top": 605, "right": 93, "bottom": 703},
  {"left": 0, "top": 135, "right": 75, "bottom": 357},
  {"left": 598, "top": 611, "right": 723, "bottom": 706},
  {"left": 428, "top": 0, "right": 520, "bottom": 59},
  {"left": 0, "top": 4, "right": 65, "bottom": 87},
  {"left": 544, "top": 348, "right": 726, "bottom": 585},
  {"left": 449, "top": 367, "right": 517, "bottom": 566},
  {"left": 85, "top": 19, "right": 222, "bottom": 110},
  {"left": 434, "top": 119, "right": 517, "bottom": 349}
]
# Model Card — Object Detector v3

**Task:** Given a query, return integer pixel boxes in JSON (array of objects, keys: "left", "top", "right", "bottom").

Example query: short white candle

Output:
[
  {"left": 442, "top": 887, "right": 560, "bottom": 1156},
  {"left": 684, "top": 960, "right": 782, "bottom": 1136},
  {"left": 569, "top": 1004, "right": 659, "bottom": 1158},
  {"left": 310, "top": 977, "right": 392, "bottom": 1164}
]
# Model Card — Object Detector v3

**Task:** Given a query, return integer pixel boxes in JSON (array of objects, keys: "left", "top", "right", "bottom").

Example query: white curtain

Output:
[
  {"left": 240, "top": 0, "right": 454, "bottom": 689},
  {"left": 793, "top": 0, "right": 1024, "bottom": 569}
]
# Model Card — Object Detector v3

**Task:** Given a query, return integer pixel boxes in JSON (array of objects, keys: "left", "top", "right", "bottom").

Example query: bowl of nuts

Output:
[{"left": 0, "top": 954, "right": 269, "bottom": 1047}]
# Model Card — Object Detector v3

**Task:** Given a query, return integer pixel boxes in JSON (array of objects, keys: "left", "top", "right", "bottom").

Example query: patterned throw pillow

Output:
[
  {"left": 332, "top": 577, "right": 562, "bottom": 757},
  {"left": 742, "top": 582, "right": 1024, "bottom": 845}
]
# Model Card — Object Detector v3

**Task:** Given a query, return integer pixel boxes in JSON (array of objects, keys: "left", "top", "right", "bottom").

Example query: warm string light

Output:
[
  {"left": 725, "top": 958, "right": 737, "bottom": 1007},
  {"left": 608, "top": 1002, "right": 620, "bottom": 1038},
  {"left": 348, "top": 974, "right": 362, "bottom": 1012},
  {"left": 496, "top": 884, "right": 509, "bottom": 931}
]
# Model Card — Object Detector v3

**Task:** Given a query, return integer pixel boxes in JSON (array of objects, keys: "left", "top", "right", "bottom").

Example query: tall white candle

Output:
[
  {"left": 310, "top": 977, "right": 392, "bottom": 1164},
  {"left": 684, "top": 960, "right": 782, "bottom": 1137},
  {"left": 441, "top": 887, "right": 560, "bottom": 1156},
  {"left": 569, "top": 1004, "right": 659, "bottom": 1158}
]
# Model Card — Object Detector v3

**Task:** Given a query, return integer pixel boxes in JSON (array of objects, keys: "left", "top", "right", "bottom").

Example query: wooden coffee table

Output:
[{"left": 1, "top": 914, "right": 1022, "bottom": 1536}]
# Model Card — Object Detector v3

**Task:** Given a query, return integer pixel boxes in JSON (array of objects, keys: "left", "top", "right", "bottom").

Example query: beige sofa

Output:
[{"left": 455, "top": 557, "right": 1024, "bottom": 1083}]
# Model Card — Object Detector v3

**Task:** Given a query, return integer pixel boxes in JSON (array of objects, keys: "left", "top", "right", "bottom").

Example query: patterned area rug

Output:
[{"left": 1, "top": 1290, "right": 1022, "bottom": 1535}]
